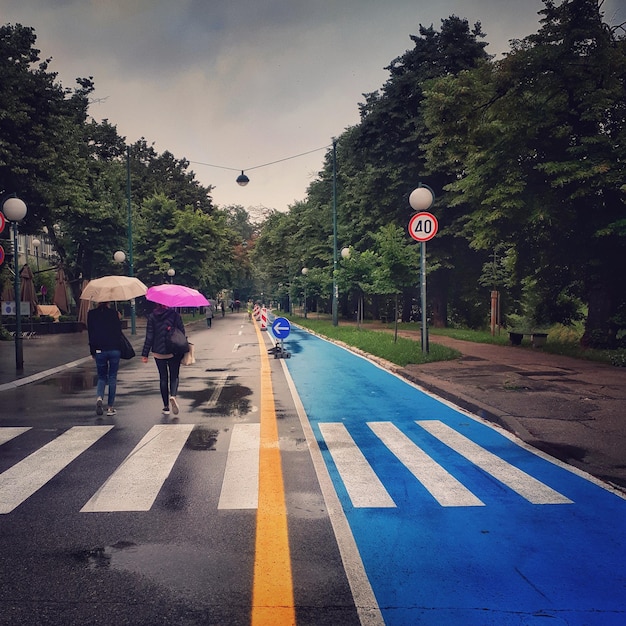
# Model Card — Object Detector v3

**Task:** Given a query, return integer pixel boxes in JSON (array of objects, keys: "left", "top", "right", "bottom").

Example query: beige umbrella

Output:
[
  {"left": 53, "top": 267, "right": 70, "bottom": 314},
  {"left": 19, "top": 264, "right": 38, "bottom": 315},
  {"left": 80, "top": 275, "right": 147, "bottom": 303},
  {"left": 77, "top": 279, "right": 92, "bottom": 328}
]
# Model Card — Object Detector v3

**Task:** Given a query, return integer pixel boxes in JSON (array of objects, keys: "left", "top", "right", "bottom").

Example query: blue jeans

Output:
[{"left": 95, "top": 350, "right": 121, "bottom": 407}]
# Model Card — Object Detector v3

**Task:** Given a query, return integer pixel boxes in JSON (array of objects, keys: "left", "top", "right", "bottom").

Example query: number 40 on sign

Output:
[{"left": 408, "top": 211, "right": 438, "bottom": 242}]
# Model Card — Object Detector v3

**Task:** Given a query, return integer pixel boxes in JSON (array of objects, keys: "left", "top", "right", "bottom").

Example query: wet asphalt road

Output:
[{"left": 0, "top": 314, "right": 359, "bottom": 625}]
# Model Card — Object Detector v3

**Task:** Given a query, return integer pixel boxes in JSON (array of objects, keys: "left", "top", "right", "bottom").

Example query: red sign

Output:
[
  {"left": 0, "top": 212, "right": 5, "bottom": 234},
  {"left": 0, "top": 244, "right": 4, "bottom": 265},
  {"left": 408, "top": 212, "right": 438, "bottom": 242}
]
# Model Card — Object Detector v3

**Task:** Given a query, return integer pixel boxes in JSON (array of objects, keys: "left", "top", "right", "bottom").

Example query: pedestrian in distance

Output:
[
  {"left": 87, "top": 301, "right": 122, "bottom": 417},
  {"left": 220, "top": 300, "right": 225, "bottom": 317},
  {"left": 141, "top": 303, "right": 185, "bottom": 416},
  {"left": 206, "top": 300, "right": 214, "bottom": 328}
]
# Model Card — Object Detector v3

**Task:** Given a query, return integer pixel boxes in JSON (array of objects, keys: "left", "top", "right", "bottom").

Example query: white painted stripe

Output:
[
  {"left": 368, "top": 422, "right": 484, "bottom": 507},
  {"left": 417, "top": 420, "right": 573, "bottom": 505},
  {"left": 0, "top": 426, "right": 113, "bottom": 514},
  {"left": 218, "top": 423, "right": 260, "bottom": 509},
  {"left": 319, "top": 422, "right": 396, "bottom": 508},
  {"left": 0, "top": 427, "right": 31, "bottom": 446},
  {"left": 280, "top": 364, "right": 385, "bottom": 626},
  {"left": 207, "top": 373, "right": 229, "bottom": 408},
  {"left": 232, "top": 343, "right": 240, "bottom": 352},
  {"left": 81, "top": 424, "right": 194, "bottom": 512}
]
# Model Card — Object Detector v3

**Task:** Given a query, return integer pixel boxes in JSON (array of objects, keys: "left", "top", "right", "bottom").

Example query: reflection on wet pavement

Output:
[
  {"left": 186, "top": 427, "right": 219, "bottom": 450},
  {"left": 185, "top": 378, "right": 252, "bottom": 417},
  {"left": 73, "top": 541, "right": 243, "bottom": 598},
  {"left": 40, "top": 369, "right": 95, "bottom": 393}
]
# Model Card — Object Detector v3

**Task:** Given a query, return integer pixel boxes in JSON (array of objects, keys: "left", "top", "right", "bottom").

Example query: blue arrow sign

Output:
[{"left": 271, "top": 317, "right": 291, "bottom": 339}]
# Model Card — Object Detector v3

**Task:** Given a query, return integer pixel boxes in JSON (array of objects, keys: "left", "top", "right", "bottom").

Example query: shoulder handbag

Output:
[
  {"left": 165, "top": 325, "right": 190, "bottom": 355},
  {"left": 181, "top": 342, "right": 195, "bottom": 365},
  {"left": 119, "top": 332, "right": 135, "bottom": 360}
]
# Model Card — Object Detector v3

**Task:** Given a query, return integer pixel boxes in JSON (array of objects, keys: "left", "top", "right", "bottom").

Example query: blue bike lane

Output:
[{"left": 282, "top": 326, "right": 626, "bottom": 625}]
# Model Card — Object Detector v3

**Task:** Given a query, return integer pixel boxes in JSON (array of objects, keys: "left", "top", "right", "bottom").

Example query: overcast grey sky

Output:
[{"left": 1, "top": 0, "right": 623, "bottom": 212}]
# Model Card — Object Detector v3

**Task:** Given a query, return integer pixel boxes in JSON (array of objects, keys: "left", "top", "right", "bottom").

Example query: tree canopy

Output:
[{"left": 3, "top": 2, "right": 626, "bottom": 349}]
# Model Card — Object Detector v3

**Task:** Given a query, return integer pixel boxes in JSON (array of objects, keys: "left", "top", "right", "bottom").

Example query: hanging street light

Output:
[{"left": 236, "top": 171, "right": 250, "bottom": 186}]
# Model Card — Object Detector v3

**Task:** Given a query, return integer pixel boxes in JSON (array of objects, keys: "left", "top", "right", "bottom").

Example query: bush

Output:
[{"left": 609, "top": 350, "right": 626, "bottom": 367}]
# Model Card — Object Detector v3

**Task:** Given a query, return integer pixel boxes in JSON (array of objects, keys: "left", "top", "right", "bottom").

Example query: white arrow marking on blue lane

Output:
[{"left": 417, "top": 420, "right": 573, "bottom": 505}]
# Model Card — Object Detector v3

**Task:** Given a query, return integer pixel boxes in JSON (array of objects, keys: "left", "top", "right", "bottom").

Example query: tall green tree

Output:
[
  {"left": 372, "top": 224, "right": 421, "bottom": 340},
  {"left": 321, "top": 17, "right": 491, "bottom": 322},
  {"left": 422, "top": 0, "right": 626, "bottom": 346}
]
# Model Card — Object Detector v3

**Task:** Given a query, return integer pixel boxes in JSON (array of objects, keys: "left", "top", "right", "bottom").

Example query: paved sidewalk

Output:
[
  {"left": 392, "top": 332, "right": 626, "bottom": 493},
  {"left": 1, "top": 319, "right": 625, "bottom": 493}
]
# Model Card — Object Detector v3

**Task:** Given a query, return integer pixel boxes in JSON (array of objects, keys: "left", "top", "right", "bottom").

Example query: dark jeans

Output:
[
  {"left": 155, "top": 355, "right": 182, "bottom": 407},
  {"left": 95, "top": 350, "right": 121, "bottom": 407}
]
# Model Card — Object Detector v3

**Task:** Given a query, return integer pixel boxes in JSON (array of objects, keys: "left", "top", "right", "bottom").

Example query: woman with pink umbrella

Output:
[{"left": 141, "top": 284, "right": 198, "bottom": 416}]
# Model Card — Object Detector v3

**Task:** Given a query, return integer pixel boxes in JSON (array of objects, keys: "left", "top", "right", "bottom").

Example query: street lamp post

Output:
[
  {"left": 2, "top": 196, "right": 28, "bottom": 370},
  {"left": 301, "top": 267, "right": 308, "bottom": 318},
  {"left": 167, "top": 268, "right": 175, "bottom": 283},
  {"left": 409, "top": 184, "right": 436, "bottom": 354},
  {"left": 332, "top": 138, "right": 339, "bottom": 326},
  {"left": 32, "top": 238, "right": 40, "bottom": 271},
  {"left": 125, "top": 146, "right": 137, "bottom": 335}
]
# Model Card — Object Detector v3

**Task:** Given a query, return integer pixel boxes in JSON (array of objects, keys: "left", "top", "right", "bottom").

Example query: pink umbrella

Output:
[{"left": 145, "top": 284, "right": 209, "bottom": 307}]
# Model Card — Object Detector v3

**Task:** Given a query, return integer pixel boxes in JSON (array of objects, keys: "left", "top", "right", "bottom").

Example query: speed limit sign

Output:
[{"left": 408, "top": 212, "right": 438, "bottom": 242}]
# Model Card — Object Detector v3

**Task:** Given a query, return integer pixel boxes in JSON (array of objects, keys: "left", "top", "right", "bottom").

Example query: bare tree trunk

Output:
[{"left": 582, "top": 283, "right": 616, "bottom": 348}]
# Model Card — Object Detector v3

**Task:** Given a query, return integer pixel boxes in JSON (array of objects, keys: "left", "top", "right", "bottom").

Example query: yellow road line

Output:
[{"left": 251, "top": 321, "right": 296, "bottom": 626}]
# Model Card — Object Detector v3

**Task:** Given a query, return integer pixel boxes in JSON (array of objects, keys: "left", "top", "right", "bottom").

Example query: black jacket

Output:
[
  {"left": 87, "top": 305, "right": 122, "bottom": 356},
  {"left": 142, "top": 307, "right": 185, "bottom": 357}
]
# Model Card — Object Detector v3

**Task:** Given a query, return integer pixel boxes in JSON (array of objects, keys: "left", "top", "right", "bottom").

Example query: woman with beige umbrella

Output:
[
  {"left": 87, "top": 302, "right": 122, "bottom": 417},
  {"left": 81, "top": 275, "right": 147, "bottom": 416}
]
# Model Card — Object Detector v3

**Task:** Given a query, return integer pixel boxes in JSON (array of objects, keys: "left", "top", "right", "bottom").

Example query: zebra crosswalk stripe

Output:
[
  {"left": 368, "top": 421, "right": 485, "bottom": 507},
  {"left": 319, "top": 422, "right": 396, "bottom": 508},
  {"left": 81, "top": 424, "right": 195, "bottom": 513},
  {"left": 0, "top": 427, "right": 31, "bottom": 446},
  {"left": 0, "top": 426, "right": 113, "bottom": 514},
  {"left": 218, "top": 423, "right": 260, "bottom": 509},
  {"left": 417, "top": 420, "right": 573, "bottom": 505}
]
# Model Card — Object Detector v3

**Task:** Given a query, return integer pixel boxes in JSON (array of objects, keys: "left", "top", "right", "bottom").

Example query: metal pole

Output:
[
  {"left": 332, "top": 138, "right": 338, "bottom": 326},
  {"left": 126, "top": 145, "right": 136, "bottom": 335},
  {"left": 13, "top": 223, "right": 24, "bottom": 370},
  {"left": 420, "top": 241, "right": 429, "bottom": 354}
]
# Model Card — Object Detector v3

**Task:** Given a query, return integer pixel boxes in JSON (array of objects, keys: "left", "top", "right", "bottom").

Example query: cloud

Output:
[{"left": 3, "top": 0, "right": 622, "bottom": 211}]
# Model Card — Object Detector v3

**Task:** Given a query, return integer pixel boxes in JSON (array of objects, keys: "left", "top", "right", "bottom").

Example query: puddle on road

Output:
[
  {"left": 72, "top": 541, "right": 240, "bottom": 597},
  {"left": 185, "top": 378, "right": 252, "bottom": 418},
  {"left": 39, "top": 369, "right": 96, "bottom": 394},
  {"left": 186, "top": 426, "right": 219, "bottom": 450}
]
